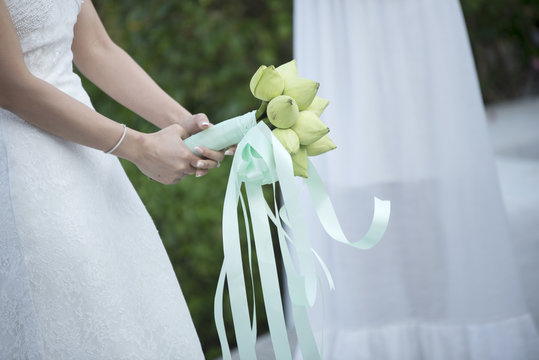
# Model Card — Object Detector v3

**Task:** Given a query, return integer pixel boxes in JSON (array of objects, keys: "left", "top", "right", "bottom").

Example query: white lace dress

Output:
[{"left": 0, "top": 1, "right": 205, "bottom": 359}]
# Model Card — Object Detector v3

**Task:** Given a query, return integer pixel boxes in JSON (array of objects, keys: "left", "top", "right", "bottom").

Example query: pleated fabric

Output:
[{"left": 291, "top": 0, "right": 539, "bottom": 358}]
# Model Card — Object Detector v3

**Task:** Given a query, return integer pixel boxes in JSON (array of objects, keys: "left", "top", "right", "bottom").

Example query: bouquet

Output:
[
  {"left": 184, "top": 60, "right": 335, "bottom": 176},
  {"left": 184, "top": 60, "right": 391, "bottom": 360}
]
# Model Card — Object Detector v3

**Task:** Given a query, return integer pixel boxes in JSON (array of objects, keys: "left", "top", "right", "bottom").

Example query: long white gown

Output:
[
  {"left": 0, "top": 1, "right": 204, "bottom": 359},
  {"left": 292, "top": 0, "right": 539, "bottom": 359}
]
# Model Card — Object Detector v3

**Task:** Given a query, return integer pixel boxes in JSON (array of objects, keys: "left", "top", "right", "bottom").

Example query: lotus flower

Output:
[
  {"left": 267, "top": 95, "right": 300, "bottom": 129},
  {"left": 273, "top": 128, "right": 300, "bottom": 155},
  {"left": 291, "top": 111, "right": 329, "bottom": 145},
  {"left": 249, "top": 65, "right": 285, "bottom": 101}
]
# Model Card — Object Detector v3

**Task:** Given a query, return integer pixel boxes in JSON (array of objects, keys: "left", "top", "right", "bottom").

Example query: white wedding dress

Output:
[{"left": 0, "top": 1, "right": 204, "bottom": 359}]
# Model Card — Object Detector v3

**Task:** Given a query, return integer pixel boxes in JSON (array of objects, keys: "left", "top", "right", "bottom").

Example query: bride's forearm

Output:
[
  {"left": 1, "top": 72, "right": 146, "bottom": 162},
  {"left": 71, "top": 1, "right": 192, "bottom": 130},
  {"left": 73, "top": 38, "right": 190, "bottom": 129}
]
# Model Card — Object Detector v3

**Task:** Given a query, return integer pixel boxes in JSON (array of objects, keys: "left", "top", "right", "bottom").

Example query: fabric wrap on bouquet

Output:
[{"left": 211, "top": 117, "right": 391, "bottom": 360}]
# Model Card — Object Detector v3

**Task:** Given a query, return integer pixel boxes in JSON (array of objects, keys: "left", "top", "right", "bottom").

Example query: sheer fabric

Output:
[{"left": 292, "top": 0, "right": 539, "bottom": 358}]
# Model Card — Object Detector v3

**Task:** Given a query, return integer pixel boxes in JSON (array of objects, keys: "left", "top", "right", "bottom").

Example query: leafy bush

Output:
[{"left": 461, "top": 0, "right": 539, "bottom": 102}]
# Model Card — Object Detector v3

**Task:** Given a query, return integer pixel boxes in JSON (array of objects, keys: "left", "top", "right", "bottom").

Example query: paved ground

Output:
[
  {"left": 218, "top": 96, "right": 539, "bottom": 359},
  {"left": 487, "top": 96, "right": 539, "bottom": 328}
]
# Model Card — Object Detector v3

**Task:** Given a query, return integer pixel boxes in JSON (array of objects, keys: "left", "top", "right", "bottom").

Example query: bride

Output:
[{"left": 0, "top": 0, "right": 229, "bottom": 358}]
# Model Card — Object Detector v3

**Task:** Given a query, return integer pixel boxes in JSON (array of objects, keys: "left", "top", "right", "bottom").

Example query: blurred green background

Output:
[
  {"left": 461, "top": 0, "right": 539, "bottom": 102},
  {"left": 82, "top": 0, "right": 538, "bottom": 358}
]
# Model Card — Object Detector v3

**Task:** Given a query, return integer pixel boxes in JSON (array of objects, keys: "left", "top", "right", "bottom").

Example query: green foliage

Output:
[
  {"left": 461, "top": 0, "right": 539, "bottom": 103},
  {"left": 82, "top": 0, "right": 292, "bottom": 358}
]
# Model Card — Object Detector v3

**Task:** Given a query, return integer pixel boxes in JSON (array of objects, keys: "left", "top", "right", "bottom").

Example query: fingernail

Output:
[
  {"left": 196, "top": 161, "right": 204, "bottom": 168},
  {"left": 195, "top": 146, "right": 203, "bottom": 154},
  {"left": 224, "top": 149, "right": 234, "bottom": 156},
  {"left": 217, "top": 162, "right": 221, "bottom": 168},
  {"left": 196, "top": 171, "right": 203, "bottom": 178},
  {"left": 201, "top": 122, "right": 210, "bottom": 128}
]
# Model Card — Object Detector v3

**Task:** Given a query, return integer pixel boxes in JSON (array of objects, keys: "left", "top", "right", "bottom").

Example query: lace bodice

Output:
[{"left": 5, "top": 0, "right": 90, "bottom": 105}]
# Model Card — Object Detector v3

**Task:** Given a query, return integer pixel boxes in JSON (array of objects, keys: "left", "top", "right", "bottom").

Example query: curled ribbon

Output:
[{"left": 214, "top": 121, "right": 391, "bottom": 359}]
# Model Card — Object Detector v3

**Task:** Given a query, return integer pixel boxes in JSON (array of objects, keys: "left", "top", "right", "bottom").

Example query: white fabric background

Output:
[{"left": 291, "top": 0, "right": 539, "bottom": 358}]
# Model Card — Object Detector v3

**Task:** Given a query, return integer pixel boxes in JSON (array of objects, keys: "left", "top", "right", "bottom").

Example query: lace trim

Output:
[{"left": 5, "top": 0, "right": 53, "bottom": 38}]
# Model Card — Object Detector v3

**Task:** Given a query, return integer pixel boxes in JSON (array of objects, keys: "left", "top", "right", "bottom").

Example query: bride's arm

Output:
[
  {"left": 0, "top": 0, "right": 222, "bottom": 183},
  {"left": 71, "top": 0, "right": 195, "bottom": 132}
]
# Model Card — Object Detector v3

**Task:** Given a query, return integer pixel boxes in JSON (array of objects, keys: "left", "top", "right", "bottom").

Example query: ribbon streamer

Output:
[{"left": 214, "top": 120, "right": 391, "bottom": 359}]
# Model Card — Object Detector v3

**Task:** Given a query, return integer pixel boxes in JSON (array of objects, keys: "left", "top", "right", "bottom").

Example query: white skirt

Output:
[{"left": 0, "top": 92, "right": 204, "bottom": 359}]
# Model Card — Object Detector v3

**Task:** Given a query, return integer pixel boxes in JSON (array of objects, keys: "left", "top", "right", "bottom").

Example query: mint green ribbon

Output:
[{"left": 215, "top": 121, "right": 391, "bottom": 359}]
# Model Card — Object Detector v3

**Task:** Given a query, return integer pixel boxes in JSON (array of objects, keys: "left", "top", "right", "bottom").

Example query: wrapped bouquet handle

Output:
[
  {"left": 183, "top": 111, "right": 257, "bottom": 156},
  {"left": 184, "top": 60, "right": 391, "bottom": 360}
]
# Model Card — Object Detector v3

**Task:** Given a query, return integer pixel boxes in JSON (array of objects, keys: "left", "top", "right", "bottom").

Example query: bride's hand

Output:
[
  {"left": 178, "top": 113, "right": 212, "bottom": 135},
  {"left": 133, "top": 123, "right": 225, "bottom": 184},
  {"left": 177, "top": 113, "right": 237, "bottom": 159}
]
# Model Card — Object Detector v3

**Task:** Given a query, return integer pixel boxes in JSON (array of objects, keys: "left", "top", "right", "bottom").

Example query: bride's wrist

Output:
[{"left": 112, "top": 127, "right": 148, "bottom": 163}]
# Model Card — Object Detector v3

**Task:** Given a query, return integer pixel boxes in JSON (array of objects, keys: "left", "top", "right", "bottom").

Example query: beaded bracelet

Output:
[{"left": 105, "top": 124, "right": 127, "bottom": 154}]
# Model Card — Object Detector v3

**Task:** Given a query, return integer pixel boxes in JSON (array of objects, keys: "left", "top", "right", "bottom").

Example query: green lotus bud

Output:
[
  {"left": 272, "top": 128, "right": 300, "bottom": 155},
  {"left": 267, "top": 95, "right": 300, "bottom": 129},
  {"left": 306, "top": 96, "right": 330, "bottom": 117},
  {"left": 276, "top": 60, "right": 298, "bottom": 84},
  {"left": 283, "top": 77, "right": 319, "bottom": 110},
  {"left": 291, "top": 111, "right": 329, "bottom": 145},
  {"left": 305, "top": 135, "right": 336, "bottom": 156},
  {"left": 292, "top": 147, "right": 308, "bottom": 178},
  {"left": 256, "top": 101, "right": 268, "bottom": 120},
  {"left": 249, "top": 65, "right": 285, "bottom": 101},
  {"left": 250, "top": 65, "right": 266, "bottom": 92}
]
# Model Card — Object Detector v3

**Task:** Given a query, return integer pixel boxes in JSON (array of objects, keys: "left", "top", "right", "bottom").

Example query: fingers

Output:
[
  {"left": 191, "top": 158, "right": 219, "bottom": 169},
  {"left": 192, "top": 113, "right": 213, "bottom": 135},
  {"left": 155, "top": 123, "right": 233, "bottom": 181},
  {"left": 188, "top": 145, "right": 234, "bottom": 178},
  {"left": 194, "top": 146, "right": 225, "bottom": 162},
  {"left": 169, "top": 123, "right": 189, "bottom": 140},
  {"left": 195, "top": 169, "right": 209, "bottom": 178},
  {"left": 182, "top": 165, "right": 197, "bottom": 175},
  {"left": 196, "top": 113, "right": 213, "bottom": 130},
  {"left": 224, "top": 145, "right": 237, "bottom": 156},
  {"left": 189, "top": 146, "right": 223, "bottom": 179}
]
